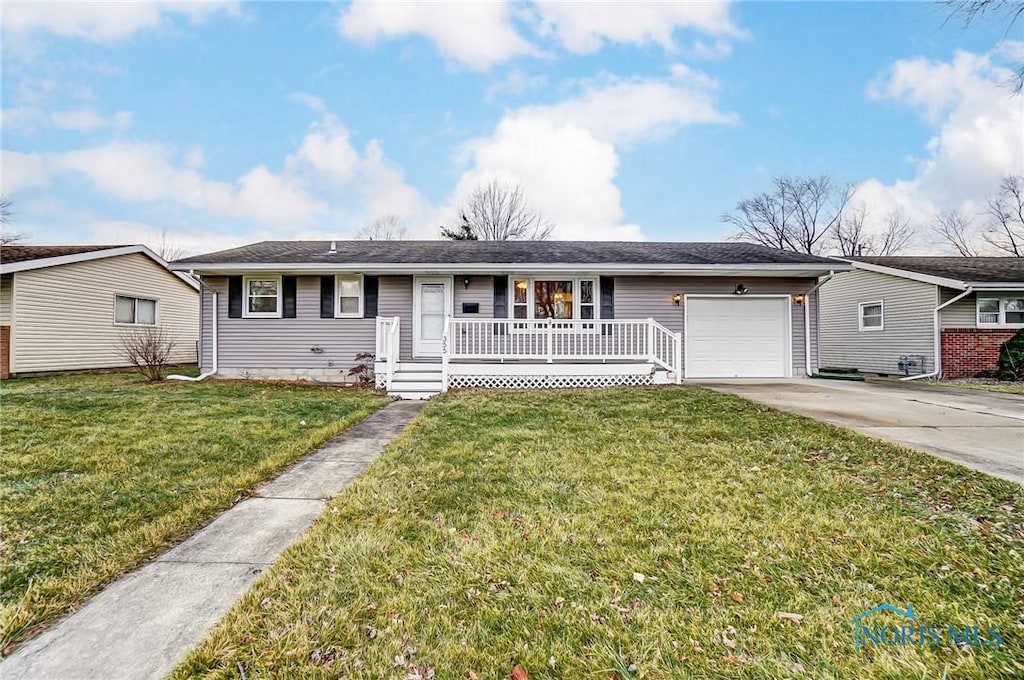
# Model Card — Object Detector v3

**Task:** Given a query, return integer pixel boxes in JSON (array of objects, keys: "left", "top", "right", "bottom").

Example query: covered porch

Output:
[{"left": 375, "top": 316, "right": 682, "bottom": 397}]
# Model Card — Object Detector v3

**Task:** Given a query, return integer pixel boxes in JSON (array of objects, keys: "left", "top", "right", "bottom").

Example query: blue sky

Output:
[{"left": 1, "top": 1, "right": 1021, "bottom": 254}]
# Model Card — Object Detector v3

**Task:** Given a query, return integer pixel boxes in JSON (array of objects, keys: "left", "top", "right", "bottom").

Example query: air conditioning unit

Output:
[{"left": 897, "top": 355, "right": 926, "bottom": 376}]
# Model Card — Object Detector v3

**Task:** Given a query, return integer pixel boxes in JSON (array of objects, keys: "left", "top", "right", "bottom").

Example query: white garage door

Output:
[{"left": 685, "top": 296, "right": 790, "bottom": 378}]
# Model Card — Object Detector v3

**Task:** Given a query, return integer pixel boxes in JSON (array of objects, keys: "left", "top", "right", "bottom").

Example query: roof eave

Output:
[
  {"left": 169, "top": 261, "right": 851, "bottom": 276},
  {"left": 1, "top": 244, "right": 200, "bottom": 290},
  {"left": 844, "top": 259, "right": 968, "bottom": 289}
]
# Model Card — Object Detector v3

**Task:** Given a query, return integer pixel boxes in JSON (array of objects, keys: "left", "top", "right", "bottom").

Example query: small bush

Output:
[
  {"left": 120, "top": 327, "right": 175, "bottom": 381},
  {"left": 995, "top": 328, "right": 1024, "bottom": 381},
  {"left": 347, "top": 352, "right": 375, "bottom": 386}
]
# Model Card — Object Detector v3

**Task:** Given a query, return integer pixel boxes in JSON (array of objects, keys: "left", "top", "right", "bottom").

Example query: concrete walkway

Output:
[
  {"left": 702, "top": 379, "right": 1024, "bottom": 485},
  {"left": 2, "top": 400, "right": 424, "bottom": 680}
]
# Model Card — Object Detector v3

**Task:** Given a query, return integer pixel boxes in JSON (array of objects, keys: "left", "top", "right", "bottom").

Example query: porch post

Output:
[
  {"left": 674, "top": 331, "right": 683, "bottom": 384},
  {"left": 441, "top": 316, "right": 450, "bottom": 392},
  {"left": 546, "top": 318, "right": 553, "bottom": 363},
  {"left": 647, "top": 318, "right": 655, "bottom": 362}
]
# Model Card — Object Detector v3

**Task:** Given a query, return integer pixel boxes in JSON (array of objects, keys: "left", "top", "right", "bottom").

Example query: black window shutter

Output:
[
  {"left": 363, "top": 276, "right": 379, "bottom": 318},
  {"left": 320, "top": 276, "right": 335, "bottom": 318},
  {"left": 493, "top": 276, "right": 508, "bottom": 335},
  {"left": 600, "top": 276, "right": 614, "bottom": 335},
  {"left": 282, "top": 276, "right": 297, "bottom": 318},
  {"left": 228, "top": 276, "right": 243, "bottom": 318}
]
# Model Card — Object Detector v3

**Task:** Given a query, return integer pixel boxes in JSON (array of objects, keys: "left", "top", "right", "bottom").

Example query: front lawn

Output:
[
  {"left": 175, "top": 388, "right": 1023, "bottom": 679},
  {"left": 0, "top": 371, "right": 389, "bottom": 652},
  {"left": 941, "top": 379, "right": 1024, "bottom": 395}
]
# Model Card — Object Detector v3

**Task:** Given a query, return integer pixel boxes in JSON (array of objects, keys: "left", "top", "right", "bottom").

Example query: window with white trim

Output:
[
  {"left": 509, "top": 276, "right": 598, "bottom": 320},
  {"left": 244, "top": 276, "right": 281, "bottom": 318},
  {"left": 977, "top": 296, "right": 1024, "bottom": 326},
  {"left": 858, "top": 300, "right": 883, "bottom": 331},
  {"left": 114, "top": 295, "right": 157, "bottom": 325},
  {"left": 336, "top": 274, "right": 363, "bottom": 317}
]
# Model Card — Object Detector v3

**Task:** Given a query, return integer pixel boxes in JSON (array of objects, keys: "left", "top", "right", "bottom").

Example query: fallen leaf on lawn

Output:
[
  {"left": 721, "top": 625, "right": 737, "bottom": 649},
  {"left": 511, "top": 665, "right": 529, "bottom": 680},
  {"left": 548, "top": 656, "right": 557, "bottom": 668},
  {"left": 467, "top": 673, "right": 480, "bottom": 680},
  {"left": 632, "top": 572, "right": 646, "bottom": 584},
  {"left": 731, "top": 592, "right": 744, "bottom": 602},
  {"left": 775, "top": 611, "right": 804, "bottom": 624}
]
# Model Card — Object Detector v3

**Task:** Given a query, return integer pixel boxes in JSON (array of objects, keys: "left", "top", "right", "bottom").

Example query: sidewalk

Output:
[{"left": 2, "top": 400, "right": 425, "bottom": 680}]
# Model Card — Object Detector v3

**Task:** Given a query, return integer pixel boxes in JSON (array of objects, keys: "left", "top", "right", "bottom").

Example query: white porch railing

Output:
[
  {"left": 375, "top": 316, "right": 401, "bottom": 391},
  {"left": 442, "top": 318, "right": 682, "bottom": 385}
]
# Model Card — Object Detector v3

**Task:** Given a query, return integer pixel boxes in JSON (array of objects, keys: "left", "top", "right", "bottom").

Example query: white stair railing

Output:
[{"left": 375, "top": 316, "right": 401, "bottom": 391}]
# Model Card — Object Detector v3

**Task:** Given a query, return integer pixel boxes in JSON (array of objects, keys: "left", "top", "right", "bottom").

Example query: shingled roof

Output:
[
  {"left": 850, "top": 256, "right": 1024, "bottom": 285},
  {"left": 0, "top": 245, "right": 121, "bottom": 265},
  {"left": 174, "top": 240, "right": 842, "bottom": 266}
]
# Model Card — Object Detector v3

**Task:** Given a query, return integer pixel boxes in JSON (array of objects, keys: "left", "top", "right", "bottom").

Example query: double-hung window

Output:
[
  {"left": 977, "top": 296, "right": 1024, "bottom": 326},
  {"left": 858, "top": 300, "right": 883, "bottom": 331},
  {"left": 114, "top": 295, "right": 157, "bottom": 325},
  {"left": 336, "top": 274, "right": 363, "bottom": 317},
  {"left": 244, "top": 276, "right": 281, "bottom": 318}
]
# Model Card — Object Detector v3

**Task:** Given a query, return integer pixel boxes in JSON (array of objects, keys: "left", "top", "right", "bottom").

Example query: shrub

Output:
[
  {"left": 347, "top": 352, "right": 375, "bottom": 386},
  {"left": 995, "top": 328, "right": 1024, "bottom": 381},
  {"left": 120, "top": 327, "right": 176, "bottom": 381}
]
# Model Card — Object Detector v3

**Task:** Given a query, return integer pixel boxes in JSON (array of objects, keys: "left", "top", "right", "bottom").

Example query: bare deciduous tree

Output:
[
  {"left": 354, "top": 214, "right": 409, "bottom": 241},
  {"left": 981, "top": 175, "right": 1024, "bottom": 256},
  {"left": 833, "top": 205, "right": 916, "bottom": 256},
  {"left": 152, "top": 228, "right": 184, "bottom": 262},
  {"left": 120, "top": 326, "right": 176, "bottom": 381},
  {"left": 723, "top": 175, "right": 854, "bottom": 254},
  {"left": 944, "top": 1, "right": 1024, "bottom": 93},
  {"left": 439, "top": 218, "right": 479, "bottom": 240},
  {"left": 446, "top": 180, "right": 553, "bottom": 241},
  {"left": 934, "top": 209, "right": 981, "bottom": 256},
  {"left": 0, "top": 196, "right": 28, "bottom": 245}
]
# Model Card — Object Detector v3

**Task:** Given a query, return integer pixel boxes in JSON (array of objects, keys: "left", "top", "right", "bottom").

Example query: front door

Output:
[{"left": 413, "top": 277, "right": 451, "bottom": 357}]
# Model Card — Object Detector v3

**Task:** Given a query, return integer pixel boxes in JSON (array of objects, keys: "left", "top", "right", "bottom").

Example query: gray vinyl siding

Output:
[
  {"left": 614, "top": 276, "right": 816, "bottom": 376},
  {"left": 940, "top": 288, "right": 977, "bottom": 328},
  {"left": 819, "top": 269, "right": 936, "bottom": 374},
  {"left": 0, "top": 274, "right": 11, "bottom": 324},
  {"left": 203, "top": 273, "right": 819, "bottom": 377},
  {"left": 454, "top": 275, "right": 494, "bottom": 318},
  {"left": 11, "top": 253, "right": 198, "bottom": 373},
  {"left": 201, "top": 275, "right": 413, "bottom": 373}
]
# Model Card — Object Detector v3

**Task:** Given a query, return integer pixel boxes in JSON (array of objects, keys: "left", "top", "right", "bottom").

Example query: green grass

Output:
[
  {"left": 173, "top": 388, "right": 1023, "bottom": 679},
  {"left": 941, "top": 379, "right": 1024, "bottom": 395},
  {"left": 0, "top": 370, "right": 389, "bottom": 652}
]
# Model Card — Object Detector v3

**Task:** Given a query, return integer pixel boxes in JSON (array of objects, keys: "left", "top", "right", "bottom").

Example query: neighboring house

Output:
[
  {"left": 819, "top": 257, "right": 1024, "bottom": 379},
  {"left": 171, "top": 240, "right": 847, "bottom": 398},
  {"left": 0, "top": 245, "right": 200, "bottom": 378}
]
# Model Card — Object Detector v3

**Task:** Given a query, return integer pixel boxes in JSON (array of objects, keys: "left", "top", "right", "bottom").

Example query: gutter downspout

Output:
[
  {"left": 168, "top": 276, "right": 218, "bottom": 382},
  {"left": 902, "top": 286, "right": 973, "bottom": 381},
  {"left": 804, "top": 270, "right": 835, "bottom": 376}
]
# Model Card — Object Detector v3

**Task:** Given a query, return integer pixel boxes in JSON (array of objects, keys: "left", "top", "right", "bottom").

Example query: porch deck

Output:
[{"left": 375, "top": 316, "right": 682, "bottom": 398}]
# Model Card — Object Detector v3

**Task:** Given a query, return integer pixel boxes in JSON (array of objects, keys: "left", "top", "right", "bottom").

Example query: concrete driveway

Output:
[{"left": 700, "top": 379, "right": 1024, "bottom": 485}]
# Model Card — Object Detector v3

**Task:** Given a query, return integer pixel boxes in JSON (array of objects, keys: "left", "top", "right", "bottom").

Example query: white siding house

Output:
[{"left": 0, "top": 245, "right": 199, "bottom": 377}]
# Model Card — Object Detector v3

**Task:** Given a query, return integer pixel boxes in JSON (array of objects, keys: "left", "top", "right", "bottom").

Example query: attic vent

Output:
[{"left": 329, "top": 240, "right": 337, "bottom": 253}]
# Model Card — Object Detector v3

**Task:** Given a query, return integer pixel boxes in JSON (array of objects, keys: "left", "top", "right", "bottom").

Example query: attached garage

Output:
[{"left": 684, "top": 296, "right": 791, "bottom": 378}]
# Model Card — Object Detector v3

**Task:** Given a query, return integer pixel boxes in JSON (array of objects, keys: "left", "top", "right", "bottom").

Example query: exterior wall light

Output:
[
  {"left": 734, "top": 283, "right": 749, "bottom": 295},
  {"left": 672, "top": 293, "right": 682, "bottom": 306},
  {"left": 463, "top": 277, "right": 471, "bottom": 289},
  {"left": 793, "top": 293, "right": 805, "bottom": 305}
]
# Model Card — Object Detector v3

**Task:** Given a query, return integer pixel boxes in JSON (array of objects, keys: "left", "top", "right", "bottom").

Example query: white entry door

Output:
[
  {"left": 685, "top": 296, "right": 791, "bottom": 378},
  {"left": 413, "top": 277, "right": 451, "bottom": 357}
]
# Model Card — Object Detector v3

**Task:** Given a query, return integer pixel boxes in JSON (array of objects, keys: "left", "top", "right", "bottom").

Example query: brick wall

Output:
[
  {"left": 1, "top": 325, "right": 9, "bottom": 379},
  {"left": 940, "top": 327, "right": 1017, "bottom": 379}
]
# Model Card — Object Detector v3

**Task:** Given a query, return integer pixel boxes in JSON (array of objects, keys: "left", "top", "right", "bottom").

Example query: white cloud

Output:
[
  {"left": 10, "top": 142, "right": 325, "bottom": 227},
  {"left": 449, "top": 68, "right": 733, "bottom": 239},
  {"left": 517, "top": 67, "right": 736, "bottom": 146},
  {"left": 50, "top": 108, "right": 134, "bottom": 131},
  {"left": 338, "top": 1, "right": 537, "bottom": 70},
  {"left": 288, "top": 92, "right": 328, "bottom": 115},
  {"left": 529, "top": 0, "right": 740, "bottom": 55},
  {"left": 860, "top": 43, "right": 1024, "bottom": 248},
  {"left": 2, "top": 1, "right": 240, "bottom": 42},
  {"left": 485, "top": 69, "right": 549, "bottom": 101},
  {"left": 337, "top": 1, "right": 741, "bottom": 69}
]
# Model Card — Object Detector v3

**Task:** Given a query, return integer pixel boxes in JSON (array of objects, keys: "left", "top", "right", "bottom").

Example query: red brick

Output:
[
  {"left": 0, "top": 325, "right": 9, "bottom": 380},
  {"left": 940, "top": 327, "right": 1017, "bottom": 379}
]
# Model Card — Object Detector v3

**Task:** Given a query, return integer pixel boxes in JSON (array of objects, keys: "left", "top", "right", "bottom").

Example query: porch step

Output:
[{"left": 387, "top": 365, "right": 443, "bottom": 399}]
